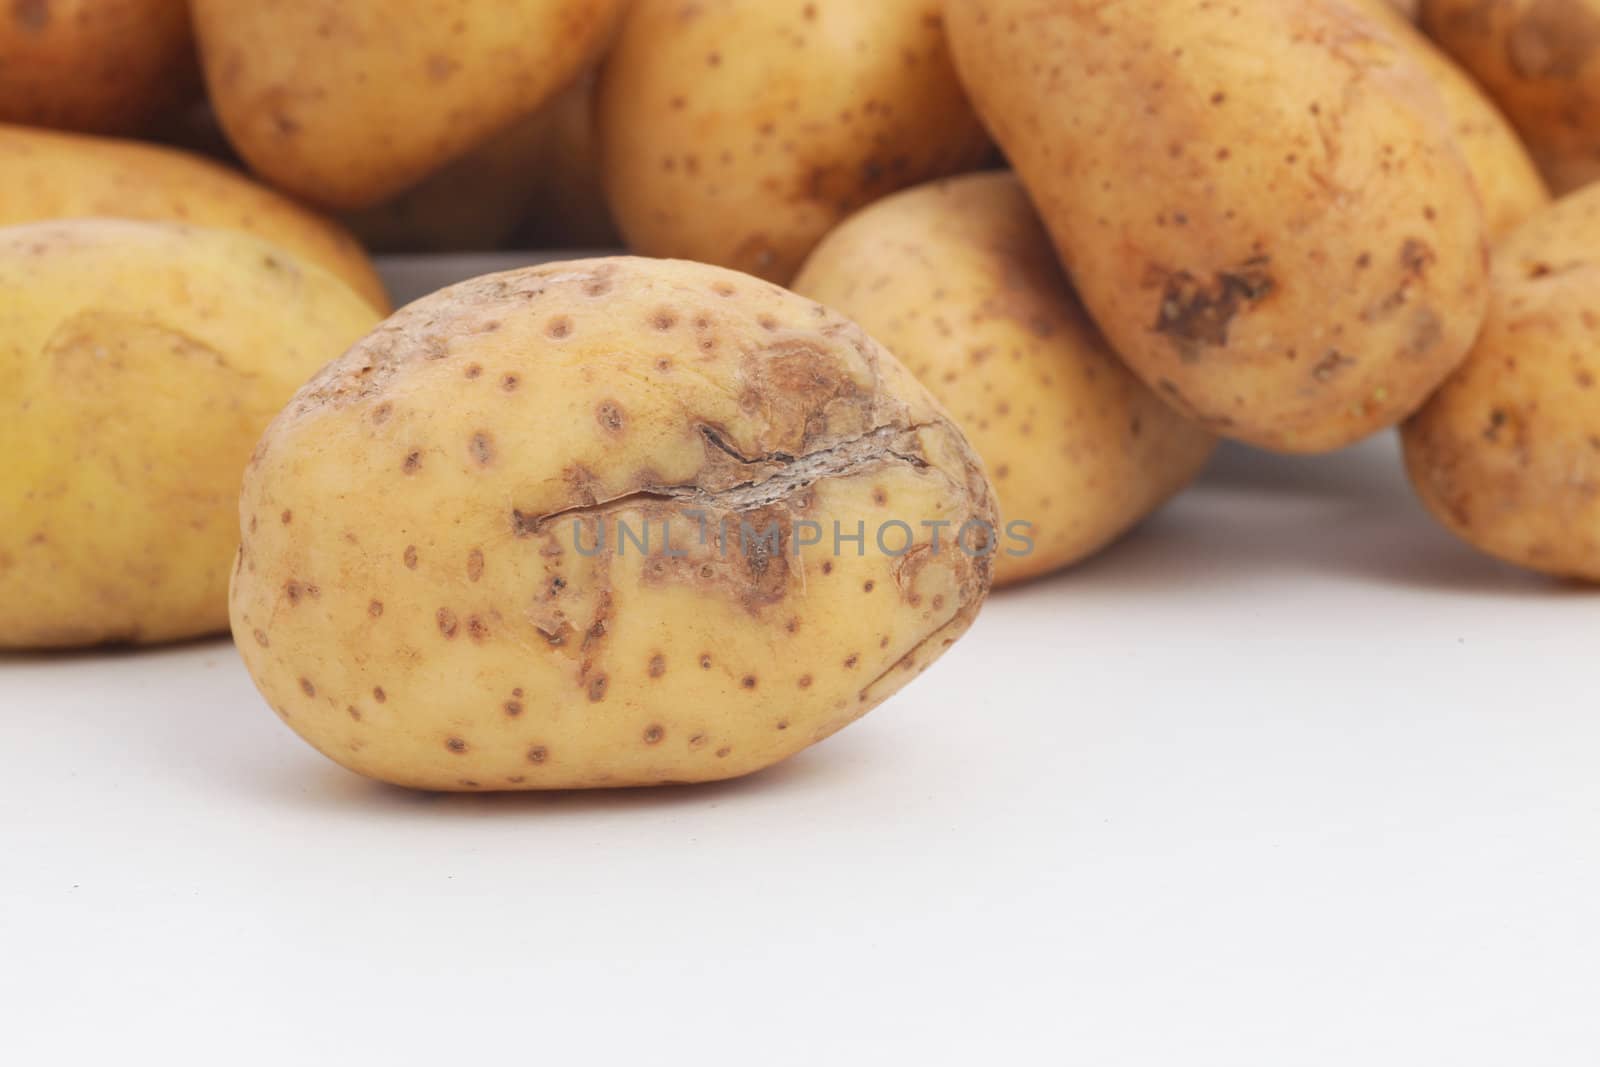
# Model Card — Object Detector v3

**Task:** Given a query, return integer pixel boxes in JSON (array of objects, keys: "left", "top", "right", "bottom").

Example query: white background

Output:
[{"left": 2, "top": 259, "right": 1597, "bottom": 1065}]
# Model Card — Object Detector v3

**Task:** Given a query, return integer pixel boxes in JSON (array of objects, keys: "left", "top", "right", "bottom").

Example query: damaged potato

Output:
[
  {"left": 1421, "top": 0, "right": 1600, "bottom": 194},
  {"left": 1402, "top": 183, "right": 1600, "bottom": 580},
  {"left": 229, "top": 257, "right": 997, "bottom": 790},
  {"left": 0, "top": 124, "right": 389, "bottom": 311},
  {"left": 794, "top": 173, "right": 1217, "bottom": 585},
  {"left": 945, "top": 0, "right": 1490, "bottom": 453},
  {"left": 1347, "top": 0, "right": 1549, "bottom": 237},
  {"left": 0, "top": 219, "right": 381, "bottom": 649},
  {"left": 191, "top": 0, "right": 626, "bottom": 210},
  {"left": 596, "top": 0, "right": 992, "bottom": 283}
]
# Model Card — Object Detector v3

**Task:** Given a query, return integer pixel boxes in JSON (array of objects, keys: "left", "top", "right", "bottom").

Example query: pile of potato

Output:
[{"left": 1, "top": 0, "right": 1596, "bottom": 790}]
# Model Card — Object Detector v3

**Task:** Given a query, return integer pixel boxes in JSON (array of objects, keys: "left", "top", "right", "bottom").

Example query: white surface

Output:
[
  {"left": 3, "top": 436, "right": 1597, "bottom": 1066},
  {"left": 3, "top": 253, "right": 1597, "bottom": 1063}
]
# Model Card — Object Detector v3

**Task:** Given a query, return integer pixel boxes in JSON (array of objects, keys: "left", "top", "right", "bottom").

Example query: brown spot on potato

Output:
[
  {"left": 652, "top": 309, "right": 678, "bottom": 330},
  {"left": 1152, "top": 257, "right": 1274, "bottom": 358},
  {"left": 280, "top": 509, "right": 293, "bottom": 525},
  {"left": 643, "top": 724, "right": 664, "bottom": 744},
  {"left": 445, "top": 737, "right": 468, "bottom": 754},
  {"left": 501, "top": 373, "right": 520, "bottom": 392},
  {"left": 1312, "top": 350, "right": 1355, "bottom": 383},
  {"left": 716, "top": 747, "right": 731, "bottom": 758},
  {"left": 648, "top": 653, "right": 666, "bottom": 677},
  {"left": 504, "top": 699, "right": 523, "bottom": 717},
  {"left": 527, "top": 745, "right": 548, "bottom": 763},
  {"left": 741, "top": 674, "right": 757, "bottom": 689},
  {"left": 252, "top": 628, "right": 269, "bottom": 648},
  {"left": 368, "top": 600, "right": 384, "bottom": 617},
  {"left": 466, "top": 549, "right": 484, "bottom": 582},
  {"left": 403, "top": 545, "right": 418, "bottom": 569},
  {"left": 373, "top": 687, "right": 386, "bottom": 703},
  {"left": 299, "top": 677, "right": 316, "bottom": 697},
  {"left": 372, "top": 402, "right": 393, "bottom": 424},
  {"left": 844, "top": 654, "right": 859, "bottom": 669},
  {"left": 546, "top": 315, "right": 573, "bottom": 339},
  {"left": 467, "top": 616, "right": 489, "bottom": 642},
  {"left": 465, "top": 363, "right": 482, "bottom": 379},
  {"left": 436, "top": 608, "right": 458, "bottom": 638},
  {"left": 798, "top": 674, "right": 812, "bottom": 688},
  {"left": 469, "top": 432, "right": 495, "bottom": 466},
  {"left": 777, "top": 720, "right": 789, "bottom": 731},
  {"left": 596, "top": 401, "right": 626, "bottom": 432},
  {"left": 403, "top": 450, "right": 422, "bottom": 474},
  {"left": 347, "top": 706, "right": 362, "bottom": 722},
  {"left": 700, "top": 653, "right": 713, "bottom": 669},
  {"left": 588, "top": 675, "right": 608, "bottom": 701}
]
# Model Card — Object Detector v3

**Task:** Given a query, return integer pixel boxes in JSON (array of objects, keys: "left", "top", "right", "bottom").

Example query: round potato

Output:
[
  {"left": 794, "top": 173, "right": 1216, "bottom": 585},
  {"left": 0, "top": 124, "right": 388, "bottom": 311},
  {"left": 1402, "top": 183, "right": 1600, "bottom": 580},
  {"left": 596, "top": 0, "right": 991, "bottom": 283},
  {"left": 1421, "top": 0, "right": 1600, "bottom": 194},
  {"left": 946, "top": 0, "right": 1490, "bottom": 453},
  {"left": 230, "top": 257, "right": 997, "bottom": 790},
  {"left": 1346, "top": 0, "right": 1549, "bottom": 237},
  {"left": 192, "top": 0, "right": 626, "bottom": 210},
  {"left": 0, "top": 0, "right": 197, "bottom": 134},
  {"left": 0, "top": 220, "right": 382, "bottom": 649}
]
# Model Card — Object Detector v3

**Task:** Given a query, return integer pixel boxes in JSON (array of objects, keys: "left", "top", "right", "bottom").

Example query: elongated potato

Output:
[
  {"left": 1402, "top": 184, "right": 1600, "bottom": 580},
  {"left": 230, "top": 257, "right": 997, "bottom": 790},
  {"left": 192, "top": 0, "right": 626, "bottom": 210},
  {"left": 0, "top": 124, "right": 388, "bottom": 311},
  {"left": 597, "top": 0, "right": 991, "bottom": 283},
  {"left": 946, "top": 0, "right": 1490, "bottom": 453},
  {"left": 1421, "top": 0, "right": 1600, "bottom": 194},
  {"left": 0, "top": 220, "right": 381, "bottom": 648},
  {"left": 0, "top": 0, "right": 197, "bottom": 134},
  {"left": 1346, "top": 0, "right": 1549, "bottom": 236},
  {"left": 795, "top": 174, "right": 1216, "bottom": 585}
]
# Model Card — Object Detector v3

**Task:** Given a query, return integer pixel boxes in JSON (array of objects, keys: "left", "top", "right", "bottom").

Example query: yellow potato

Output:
[
  {"left": 1421, "top": 0, "right": 1600, "bottom": 194},
  {"left": 794, "top": 173, "right": 1216, "bottom": 585},
  {"left": 596, "top": 0, "right": 991, "bottom": 283},
  {"left": 0, "top": 0, "right": 197, "bottom": 134},
  {"left": 946, "top": 0, "right": 1490, "bottom": 453},
  {"left": 1346, "top": 0, "right": 1550, "bottom": 237},
  {"left": 1402, "top": 183, "right": 1600, "bottom": 580},
  {"left": 192, "top": 0, "right": 626, "bottom": 210},
  {"left": 0, "top": 124, "right": 389, "bottom": 311},
  {"left": 230, "top": 257, "right": 997, "bottom": 790},
  {"left": 0, "top": 220, "right": 381, "bottom": 649},
  {"left": 345, "top": 75, "right": 620, "bottom": 252}
]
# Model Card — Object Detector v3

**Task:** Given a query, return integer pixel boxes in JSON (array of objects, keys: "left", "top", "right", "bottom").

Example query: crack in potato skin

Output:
[{"left": 231, "top": 256, "right": 996, "bottom": 790}]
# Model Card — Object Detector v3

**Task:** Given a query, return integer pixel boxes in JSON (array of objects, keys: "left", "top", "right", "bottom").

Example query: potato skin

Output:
[
  {"left": 596, "top": 0, "right": 991, "bottom": 283},
  {"left": 0, "top": 0, "right": 197, "bottom": 134},
  {"left": 945, "top": 0, "right": 1490, "bottom": 453},
  {"left": 192, "top": 0, "right": 625, "bottom": 210},
  {"left": 0, "top": 124, "right": 389, "bottom": 311},
  {"left": 1402, "top": 184, "right": 1600, "bottom": 581},
  {"left": 1346, "top": 0, "right": 1549, "bottom": 237},
  {"left": 794, "top": 173, "right": 1216, "bottom": 585},
  {"left": 0, "top": 220, "right": 382, "bottom": 649},
  {"left": 230, "top": 257, "right": 997, "bottom": 791},
  {"left": 1421, "top": 0, "right": 1600, "bottom": 194}
]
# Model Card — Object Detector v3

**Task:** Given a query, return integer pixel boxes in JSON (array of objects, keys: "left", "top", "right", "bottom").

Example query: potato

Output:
[
  {"left": 1421, "top": 0, "right": 1600, "bottom": 194},
  {"left": 1402, "top": 183, "right": 1600, "bottom": 580},
  {"left": 1390, "top": 0, "right": 1421, "bottom": 18},
  {"left": 945, "top": 0, "right": 1490, "bottom": 453},
  {"left": 0, "top": 124, "right": 388, "bottom": 311},
  {"left": 345, "top": 75, "right": 620, "bottom": 253},
  {"left": 1346, "top": 0, "right": 1550, "bottom": 237},
  {"left": 794, "top": 173, "right": 1216, "bottom": 585},
  {"left": 0, "top": 0, "right": 197, "bottom": 135},
  {"left": 0, "top": 220, "right": 381, "bottom": 649},
  {"left": 596, "top": 0, "right": 991, "bottom": 283},
  {"left": 229, "top": 257, "right": 997, "bottom": 790},
  {"left": 191, "top": 0, "right": 626, "bottom": 211}
]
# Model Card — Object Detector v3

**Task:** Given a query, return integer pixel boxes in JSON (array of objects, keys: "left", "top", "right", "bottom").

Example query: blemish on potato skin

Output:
[
  {"left": 403, "top": 545, "right": 418, "bottom": 569},
  {"left": 651, "top": 309, "right": 678, "bottom": 330},
  {"left": 372, "top": 687, "right": 386, "bottom": 703},
  {"left": 596, "top": 401, "right": 626, "bottom": 432},
  {"left": 464, "top": 363, "right": 482, "bottom": 379},
  {"left": 741, "top": 674, "right": 757, "bottom": 689},
  {"left": 466, "top": 549, "right": 484, "bottom": 582},
  {"left": 588, "top": 675, "right": 609, "bottom": 701},
  {"left": 716, "top": 747, "right": 732, "bottom": 758},
  {"left": 501, "top": 373, "right": 520, "bottom": 392},
  {"left": 527, "top": 745, "right": 549, "bottom": 764},
  {"left": 469, "top": 431, "right": 495, "bottom": 466},
  {"left": 347, "top": 706, "right": 362, "bottom": 722},
  {"left": 504, "top": 698, "right": 523, "bottom": 717},
  {"left": 546, "top": 315, "right": 573, "bottom": 339},
  {"left": 648, "top": 653, "right": 666, "bottom": 678},
  {"left": 299, "top": 677, "right": 316, "bottom": 696},
  {"left": 368, "top": 599, "right": 384, "bottom": 617},
  {"left": 467, "top": 616, "right": 490, "bottom": 642},
  {"left": 252, "top": 628, "right": 269, "bottom": 647},
  {"left": 436, "top": 608, "right": 458, "bottom": 638},
  {"left": 403, "top": 450, "right": 422, "bottom": 474},
  {"left": 798, "top": 674, "right": 812, "bottom": 688},
  {"left": 445, "top": 737, "right": 468, "bottom": 754},
  {"left": 700, "top": 653, "right": 712, "bottom": 669},
  {"left": 643, "top": 724, "right": 664, "bottom": 744}
]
